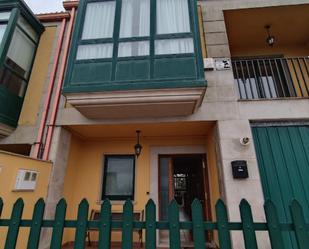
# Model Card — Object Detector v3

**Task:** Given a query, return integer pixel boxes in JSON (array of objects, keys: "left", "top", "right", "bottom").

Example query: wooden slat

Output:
[
  {"left": 264, "top": 199, "right": 285, "bottom": 249},
  {"left": 50, "top": 199, "right": 67, "bottom": 249},
  {"left": 239, "top": 199, "right": 258, "bottom": 249},
  {"left": 191, "top": 199, "right": 206, "bottom": 249},
  {"left": 290, "top": 199, "right": 309, "bottom": 249},
  {"left": 122, "top": 200, "right": 133, "bottom": 249},
  {"left": 98, "top": 199, "right": 112, "bottom": 249},
  {"left": 27, "top": 198, "right": 45, "bottom": 249},
  {"left": 168, "top": 199, "right": 181, "bottom": 249},
  {"left": 216, "top": 199, "right": 232, "bottom": 249},
  {"left": 145, "top": 199, "right": 156, "bottom": 249},
  {"left": 74, "top": 199, "right": 89, "bottom": 249},
  {"left": 4, "top": 198, "right": 24, "bottom": 249}
]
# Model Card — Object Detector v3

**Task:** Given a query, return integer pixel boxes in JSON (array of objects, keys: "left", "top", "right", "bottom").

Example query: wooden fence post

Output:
[
  {"left": 4, "top": 198, "right": 24, "bottom": 249},
  {"left": 50, "top": 199, "right": 67, "bottom": 249},
  {"left": 290, "top": 199, "right": 309, "bottom": 249},
  {"left": 168, "top": 199, "right": 181, "bottom": 249},
  {"left": 191, "top": 199, "right": 206, "bottom": 249},
  {"left": 216, "top": 199, "right": 232, "bottom": 249},
  {"left": 264, "top": 199, "right": 285, "bottom": 249},
  {"left": 27, "top": 198, "right": 45, "bottom": 249},
  {"left": 122, "top": 200, "right": 133, "bottom": 249},
  {"left": 74, "top": 199, "right": 89, "bottom": 249},
  {"left": 239, "top": 199, "right": 258, "bottom": 249},
  {"left": 98, "top": 199, "right": 112, "bottom": 249},
  {"left": 145, "top": 199, "right": 156, "bottom": 249}
]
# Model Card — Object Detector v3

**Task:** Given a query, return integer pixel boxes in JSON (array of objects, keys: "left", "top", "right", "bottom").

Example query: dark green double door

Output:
[{"left": 252, "top": 125, "right": 309, "bottom": 249}]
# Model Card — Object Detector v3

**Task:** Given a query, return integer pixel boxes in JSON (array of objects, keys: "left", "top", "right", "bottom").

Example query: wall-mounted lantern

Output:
[{"left": 134, "top": 130, "right": 142, "bottom": 158}]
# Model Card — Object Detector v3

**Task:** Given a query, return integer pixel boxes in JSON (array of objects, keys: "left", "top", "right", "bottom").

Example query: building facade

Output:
[{"left": 0, "top": 0, "right": 308, "bottom": 248}]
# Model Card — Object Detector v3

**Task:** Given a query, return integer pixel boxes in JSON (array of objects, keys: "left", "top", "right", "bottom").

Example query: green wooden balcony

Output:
[{"left": 63, "top": 0, "right": 206, "bottom": 119}]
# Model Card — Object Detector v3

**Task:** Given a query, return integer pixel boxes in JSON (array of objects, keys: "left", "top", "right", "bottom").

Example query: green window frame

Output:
[
  {"left": 0, "top": 0, "right": 44, "bottom": 128},
  {"left": 102, "top": 155, "right": 136, "bottom": 201},
  {"left": 64, "top": 0, "right": 205, "bottom": 93}
]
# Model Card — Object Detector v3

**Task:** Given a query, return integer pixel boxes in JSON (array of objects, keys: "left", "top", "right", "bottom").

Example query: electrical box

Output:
[
  {"left": 231, "top": 160, "right": 249, "bottom": 179},
  {"left": 14, "top": 169, "right": 38, "bottom": 191}
]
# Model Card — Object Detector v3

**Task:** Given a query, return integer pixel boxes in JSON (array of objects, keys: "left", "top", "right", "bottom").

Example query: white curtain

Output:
[
  {"left": 118, "top": 41, "right": 149, "bottom": 57},
  {"left": 0, "top": 11, "right": 11, "bottom": 21},
  {"left": 82, "top": 1, "right": 116, "bottom": 40},
  {"left": 157, "top": 0, "right": 190, "bottom": 34},
  {"left": 119, "top": 0, "right": 150, "bottom": 38},
  {"left": 0, "top": 24, "right": 6, "bottom": 45},
  {"left": 7, "top": 28, "right": 36, "bottom": 77},
  {"left": 18, "top": 16, "right": 38, "bottom": 42},
  {"left": 76, "top": 43, "right": 113, "bottom": 60},
  {"left": 155, "top": 38, "right": 194, "bottom": 55}
]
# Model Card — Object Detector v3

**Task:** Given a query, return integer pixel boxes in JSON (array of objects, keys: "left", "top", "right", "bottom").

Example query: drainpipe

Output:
[
  {"left": 32, "top": 19, "right": 67, "bottom": 158},
  {"left": 42, "top": 7, "right": 76, "bottom": 161}
]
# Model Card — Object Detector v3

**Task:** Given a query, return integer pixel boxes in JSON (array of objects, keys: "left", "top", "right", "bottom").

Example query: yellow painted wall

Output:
[
  {"left": 19, "top": 26, "right": 57, "bottom": 126},
  {"left": 62, "top": 128, "right": 221, "bottom": 244},
  {"left": 0, "top": 150, "right": 52, "bottom": 248}
]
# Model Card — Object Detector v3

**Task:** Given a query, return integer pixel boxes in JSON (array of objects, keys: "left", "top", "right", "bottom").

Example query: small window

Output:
[
  {"left": 15, "top": 169, "right": 38, "bottom": 191},
  {"left": 102, "top": 155, "right": 135, "bottom": 200}
]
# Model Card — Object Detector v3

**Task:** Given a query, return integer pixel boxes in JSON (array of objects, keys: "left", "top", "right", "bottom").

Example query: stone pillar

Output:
[
  {"left": 217, "top": 120, "right": 271, "bottom": 249},
  {"left": 39, "top": 127, "right": 71, "bottom": 249}
]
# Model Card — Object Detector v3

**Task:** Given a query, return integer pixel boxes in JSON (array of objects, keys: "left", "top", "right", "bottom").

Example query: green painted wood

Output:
[
  {"left": 73, "top": 199, "right": 89, "bottom": 249},
  {"left": 122, "top": 200, "right": 133, "bottom": 249},
  {"left": 50, "top": 199, "right": 67, "bottom": 249},
  {"left": 168, "top": 199, "right": 181, "bottom": 249},
  {"left": 191, "top": 199, "right": 206, "bottom": 249},
  {"left": 98, "top": 199, "right": 112, "bottom": 249},
  {"left": 145, "top": 199, "right": 156, "bottom": 249},
  {"left": 264, "top": 199, "right": 285, "bottom": 249},
  {"left": 4, "top": 198, "right": 24, "bottom": 249},
  {"left": 290, "top": 200, "right": 309, "bottom": 249},
  {"left": 27, "top": 198, "right": 45, "bottom": 249},
  {"left": 216, "top": 199, "right": 232, "bottom": 249},
  {"left": 239, "top": 199, "right": 258, "bottom": 249}
]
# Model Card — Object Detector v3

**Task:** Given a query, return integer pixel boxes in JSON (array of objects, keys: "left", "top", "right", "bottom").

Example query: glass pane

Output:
[
  {"left": 7, "top": 27, "right": 36, "bottom": 78},
  {"left": 157, "top": 0, "right": 190, "bottom": 34},
  {"left": 82, "top": 1, "right": 116, "bottom": 40},
  {"left": 24, "top": 172, "right": 31, "bottom": 181},
  {"left": 18, "top": 16, "right": 39, "bottom": 42},
  {"left": 76, "top": 44, "right": 113, "bottom": 60},
  {"left": 155, "top": 38, "right": 194, "bottom": 55},
  {"left": 120, "top": 0, "right": 150, "bottom": 38},
  {"left": 0, "top": 24, "right": 7, "bottom": 44},
  {"left": 118, "top": 41, "right": 149, "bottom": 57},
  {"left": 104, "top": 156, "right": 134, "bottom": 198},
  {"left": 0, "top": 65, "right": 27, "bottom": 97},
  {"left": 0, "top": 12, "right": 11, "bottom": 21}
]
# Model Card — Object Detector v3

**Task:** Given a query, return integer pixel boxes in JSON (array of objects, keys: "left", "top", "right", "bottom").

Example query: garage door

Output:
[{"left": 252, "top": 125, "right": 309, "bottom": 249}]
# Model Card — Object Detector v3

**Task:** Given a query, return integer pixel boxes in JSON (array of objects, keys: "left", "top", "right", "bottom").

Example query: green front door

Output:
[{"left": 252, "top": 125, "right": 309, "bottom": 249}]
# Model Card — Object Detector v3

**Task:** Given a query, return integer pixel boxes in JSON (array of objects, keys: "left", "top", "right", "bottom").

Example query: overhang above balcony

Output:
[{"left": 65, "top": 88, "right": 206, "bottom": 119}]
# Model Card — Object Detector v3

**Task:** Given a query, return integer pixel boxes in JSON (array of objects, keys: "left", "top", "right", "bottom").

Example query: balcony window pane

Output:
[
  {"left": 7, "top": 27, "right": 36, "bottom": 78},
  {"left": 155, "top": 38, "right": 194, "bottom": 55},
  {"left": 0, "top": 66, "right": 27, "bottom": 97},
  {"left": 157, "top": 0, "right": 190, "bottom": 34},
  {"left": 0, "top": 12, "right": 11, "bottom": 21},
  {"left": 0, "top": 24, "right": 7, "bottom": 44},
  {"left": 18, "top": 16, "right": 39, "bottom": 42},
  {"left": 120, "top": 0, "right": 150, "bottom": 38},
  {"left": 76, "top": 44, "right": 113, "bottom": 60},
  {"left": 103, "top": 156, "right": 135, "bottom": 199},
  {"left": 118, "top": 41, "right": 149, "bottom": 57},
  {"left": 82, "top": 1, "right": 116, "bottom": 40}
]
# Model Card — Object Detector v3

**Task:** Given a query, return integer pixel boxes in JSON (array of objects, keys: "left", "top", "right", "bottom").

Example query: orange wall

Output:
[{"left": 62, "top": 130, "right": 221, "bottom": 244}]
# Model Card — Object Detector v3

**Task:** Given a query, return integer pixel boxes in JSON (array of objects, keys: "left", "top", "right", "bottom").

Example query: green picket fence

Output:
[{"left": 0, "top": 198, "right": 309, "bottom": 249}]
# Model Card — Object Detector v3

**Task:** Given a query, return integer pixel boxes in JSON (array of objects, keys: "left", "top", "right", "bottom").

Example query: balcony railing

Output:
[{"left": 232, "top": 57, "right": 309, "bottom": 100}]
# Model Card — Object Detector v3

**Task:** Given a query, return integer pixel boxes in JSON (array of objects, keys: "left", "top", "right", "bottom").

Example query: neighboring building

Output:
[{"left": 0, "top": 0, "right": 308, "bottom": 248}]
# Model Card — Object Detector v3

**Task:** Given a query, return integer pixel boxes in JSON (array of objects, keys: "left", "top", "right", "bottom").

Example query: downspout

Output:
[
  {"left": 33, "top": 18, "right": 67, "bottom": 158},
  {"left": 42, "top": 7, "right": 76, "bottom": 161}
]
